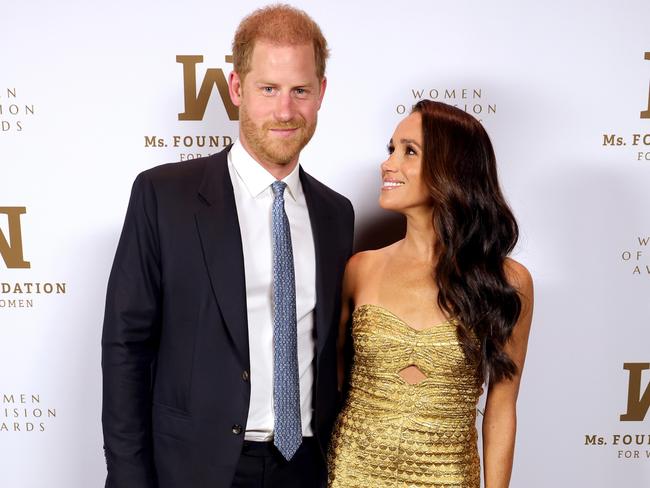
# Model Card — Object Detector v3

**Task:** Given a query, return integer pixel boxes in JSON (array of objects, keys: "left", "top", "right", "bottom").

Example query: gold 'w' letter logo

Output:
[
  {"left": 0, "top": 207, "right": 30, "bottom": 269},
  {"left": 642, "top": 52, "right": 650, "bottom": 119},
  {"left": 620, "top": 363, "right": 650, "bottom": 421},
  {"left": 177, "top": 55, "right": 239, "bottom": 121}
]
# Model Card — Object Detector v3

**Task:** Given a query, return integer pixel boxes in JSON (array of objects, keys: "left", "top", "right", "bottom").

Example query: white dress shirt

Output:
[{"left": 227, "top": 139, "right": 316, "bottom": 441}]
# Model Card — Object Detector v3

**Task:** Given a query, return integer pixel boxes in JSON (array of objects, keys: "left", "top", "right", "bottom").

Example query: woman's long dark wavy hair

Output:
[{"left": 412, "top": 100, "right": 521, "bottom": 384}]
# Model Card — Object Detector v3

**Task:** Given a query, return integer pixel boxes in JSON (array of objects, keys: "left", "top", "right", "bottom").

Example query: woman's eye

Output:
[
  {"left": 387, "top": 145, "right": 395, "bottom": 154},
  {"left": 406, "top": 146, "right": 417, "bottom": 156}
]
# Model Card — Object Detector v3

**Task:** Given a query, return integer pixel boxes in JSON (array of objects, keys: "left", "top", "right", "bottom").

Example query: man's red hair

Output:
[{"left": 232, "top": 4, "right": 329, "bottom": 80}]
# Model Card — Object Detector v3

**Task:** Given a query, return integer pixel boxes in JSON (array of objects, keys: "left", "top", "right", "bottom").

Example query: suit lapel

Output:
[
  {"left": 194, "top": 155, "right": 337, "bottom": 366},
  {"left": 195, "top": 149, "right": 250, "bottom": 366},
  {"left": 300, "top": 169, "right": 337, "bottom": 359}
]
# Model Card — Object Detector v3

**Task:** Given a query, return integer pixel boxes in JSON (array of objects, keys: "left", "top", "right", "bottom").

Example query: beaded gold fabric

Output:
[{"left": 328, "top": 304, "right": 483, "bottom": 488}]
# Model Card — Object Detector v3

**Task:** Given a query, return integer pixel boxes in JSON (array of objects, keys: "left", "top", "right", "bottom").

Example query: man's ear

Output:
[
  {"left": 317, "top": 76, "right": 327, "bottom": 109},
  {"left": 228, "top": 71, "right": 243, "bottom": 107}
]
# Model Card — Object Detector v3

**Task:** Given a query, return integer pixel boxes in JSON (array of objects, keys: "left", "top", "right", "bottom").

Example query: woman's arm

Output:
[
  {"left": 483, "top": 259, "right": 534, "bottom": 488},
  {"left": 336, "top": 254, "right": 361, "bottom": 392}
]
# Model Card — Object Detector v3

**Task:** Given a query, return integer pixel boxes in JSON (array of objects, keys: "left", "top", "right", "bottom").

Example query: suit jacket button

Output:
[
  {"left": 232, "top": 424, "right": 243, "bottom": 435},
  {"left": 242, "top": 370, "right": 249, "bottom": 382}
]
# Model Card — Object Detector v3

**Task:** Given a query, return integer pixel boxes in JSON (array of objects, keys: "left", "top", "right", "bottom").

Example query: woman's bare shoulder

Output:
[
  {"left": 345, "top": 246, "right": 398, "bottom": 296},
  {"left": 503, "top": 257, "right": 533, "bottom": 295},
  {"left": 504, "top": 257, "right": 534, "bottom": 324},
  {"left": 347, "top": 243, "right": 399, "bottom": 278}
]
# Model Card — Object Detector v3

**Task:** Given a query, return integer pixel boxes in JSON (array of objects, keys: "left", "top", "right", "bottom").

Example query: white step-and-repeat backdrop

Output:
[{"left": 1, "top": 1, "right": 649, "bottom": 486}]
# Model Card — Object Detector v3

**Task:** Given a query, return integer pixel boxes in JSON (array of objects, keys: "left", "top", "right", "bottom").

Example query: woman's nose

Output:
[{"left": 381, "top": 155, "right": 396, "bottom": 174}]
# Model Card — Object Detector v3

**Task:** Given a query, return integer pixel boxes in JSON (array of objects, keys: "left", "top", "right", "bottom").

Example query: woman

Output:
[{"left": 328, "top": 100, "right": 533, "bottom": 487}]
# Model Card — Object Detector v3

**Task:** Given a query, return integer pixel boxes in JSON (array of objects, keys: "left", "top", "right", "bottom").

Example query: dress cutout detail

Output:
[{"left": 328, "top": 304, "right": 483, "bottom": 488}]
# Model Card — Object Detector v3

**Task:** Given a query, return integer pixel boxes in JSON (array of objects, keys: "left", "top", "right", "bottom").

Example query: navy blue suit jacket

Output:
[{"left": 101, "top": 146, "right": 354, "bottom": 488}]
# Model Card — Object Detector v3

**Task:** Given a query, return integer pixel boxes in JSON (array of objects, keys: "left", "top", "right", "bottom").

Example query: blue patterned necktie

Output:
[{"left": 270, "top": 180, "right": 302, "bottom": 460}]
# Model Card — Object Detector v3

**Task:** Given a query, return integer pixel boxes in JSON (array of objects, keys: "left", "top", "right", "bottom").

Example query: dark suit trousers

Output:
[{"left": 231, "top": 437, "right": 325, "bottom": 488}]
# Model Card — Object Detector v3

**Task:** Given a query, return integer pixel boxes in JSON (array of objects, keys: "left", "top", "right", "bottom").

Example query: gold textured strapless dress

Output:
[{"left": 328, "top": 304, "right": 483, "bottom": 488}]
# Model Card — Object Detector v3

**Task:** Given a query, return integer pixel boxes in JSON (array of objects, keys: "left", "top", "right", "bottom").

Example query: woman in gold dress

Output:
[{"left": 328, "top": 100, "right": 534, "bottom": 488}]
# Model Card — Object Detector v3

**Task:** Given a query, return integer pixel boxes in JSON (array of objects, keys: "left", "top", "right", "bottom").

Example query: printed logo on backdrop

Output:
[
  {"left": 0, "top": 207, "right": 67, "bottom": 310},
  {"left": 584, "top": 363, "right": 650, "bottom": 461},
  {"left": 396, "top": 87, "right": 497, "bottom": 122},
  {"left": 642, "top": 52, "right": 650, "bottom": 120},
  {"left": 1, "top": 393, "right": 57, "bottom": 433},
  {"left": 177, "top": 55, "right": 238, "bottom": 121},
  {"left": 601, "top": 52, "right": 650, "bottom": 162},
  {"left": 144, "top": 55, "right": 237, "bottom": 162},
  {"left": 621, "top": 363, "right": 650, "bottom": 422},
  {"left": 620, "top": 236, "right": 650, "bottom": 276},
  {"left": 0, "top": 88, "right": 36, "bottom": 133},
  {"left": 0, "top": 207, "right": 30, "bottom": 269}
]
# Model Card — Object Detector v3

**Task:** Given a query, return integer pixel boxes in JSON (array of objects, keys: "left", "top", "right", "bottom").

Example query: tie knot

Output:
[{"left": 271, "top": 180, "right": 287, "bottom": 198}]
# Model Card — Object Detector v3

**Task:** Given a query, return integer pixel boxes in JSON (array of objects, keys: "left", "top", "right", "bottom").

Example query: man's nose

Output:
[{"left": 274, "top": 92, "right": 295, "bottom": 122}]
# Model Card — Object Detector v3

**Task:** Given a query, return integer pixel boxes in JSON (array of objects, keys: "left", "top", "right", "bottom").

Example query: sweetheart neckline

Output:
[{"left": 352, "top": 303, "right": 454, "bottom": 333}]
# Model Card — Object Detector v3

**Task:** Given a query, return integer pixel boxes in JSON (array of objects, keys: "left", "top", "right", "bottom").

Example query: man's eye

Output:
[
  {"left": 262, "top": 87, "right": 274, "bottom": 94},
  {"left": 294, "top": 88, "right": 309, "bottom": 98}
]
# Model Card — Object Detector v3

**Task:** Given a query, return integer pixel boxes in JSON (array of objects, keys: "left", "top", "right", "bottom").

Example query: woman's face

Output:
[{"left": 379, "top": 112, "right": 430, "bottom": 212}]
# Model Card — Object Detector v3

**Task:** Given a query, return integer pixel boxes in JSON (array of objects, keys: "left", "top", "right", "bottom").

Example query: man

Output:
[{"left": 101, "top": 5, "right": 354, "bottom": 488}]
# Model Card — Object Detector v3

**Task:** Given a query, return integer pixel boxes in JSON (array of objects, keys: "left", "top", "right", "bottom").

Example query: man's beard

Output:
[{"left": 240, "top": 105, "right": 317, "bottom": 166}]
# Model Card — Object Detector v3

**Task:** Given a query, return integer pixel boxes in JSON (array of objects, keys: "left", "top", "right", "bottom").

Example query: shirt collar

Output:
[{"left": 229, "top": 139, "right": 302, "bottom": 201}]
